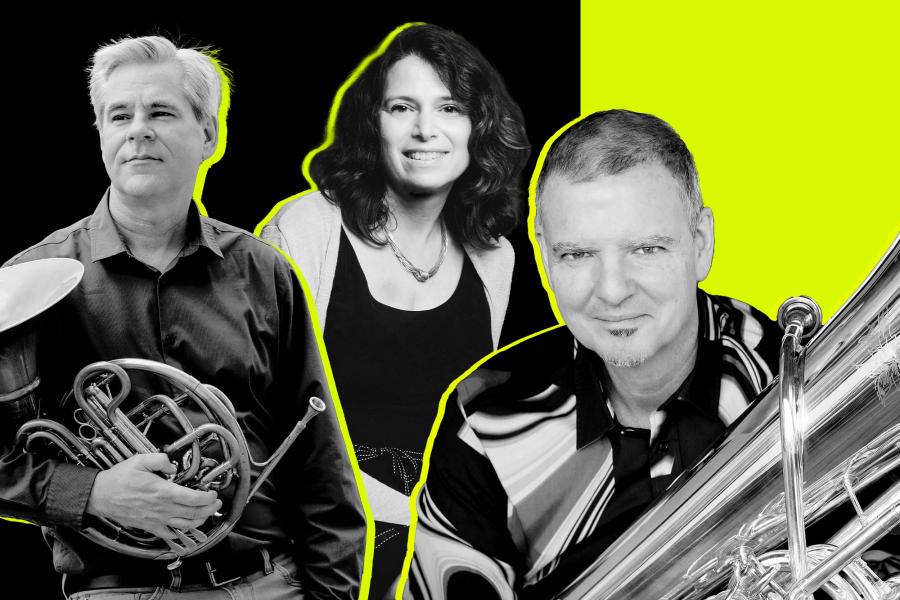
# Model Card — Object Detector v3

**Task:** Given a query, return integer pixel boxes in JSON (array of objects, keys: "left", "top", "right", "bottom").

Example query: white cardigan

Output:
[
  {"left": 261, "top": 191, "right": 516, "bottom": 524},
  {"left": 260, "top": 190, "right": 514, "bottom": 350}
]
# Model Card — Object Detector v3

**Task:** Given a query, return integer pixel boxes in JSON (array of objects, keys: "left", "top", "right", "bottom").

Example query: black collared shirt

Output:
[
  {"left": 411, "top": 290, "right": 781, "bottom": 599},
  {"left": 1, "top": 194, "right": 366, "bottom": 599}
]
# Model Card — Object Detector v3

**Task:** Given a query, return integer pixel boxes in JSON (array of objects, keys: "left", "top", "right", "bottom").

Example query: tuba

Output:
[
  {"left": 0, "top": 258, "right": 325, "bottom": 567},
  {"left": 558, "top": 234, "right": 900, "bottom": 600}
]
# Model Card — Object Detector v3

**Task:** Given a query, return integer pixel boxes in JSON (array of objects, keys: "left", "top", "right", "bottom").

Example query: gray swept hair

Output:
[
  {"left": 535, "top": 109, "right": 703, "bottom": 232},
  {"left": 88, "top": 35, "right": 228, "bottom": 129}
]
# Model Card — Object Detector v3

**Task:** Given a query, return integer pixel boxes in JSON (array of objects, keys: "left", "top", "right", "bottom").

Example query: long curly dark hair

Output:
[{"left": 309, "top": 24, "right": 530, "bottom": 250}]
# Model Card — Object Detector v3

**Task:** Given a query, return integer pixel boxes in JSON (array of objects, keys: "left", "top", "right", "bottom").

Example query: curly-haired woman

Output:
[{"left": 261, "top": 24, "right": 531, "bottom": 598}]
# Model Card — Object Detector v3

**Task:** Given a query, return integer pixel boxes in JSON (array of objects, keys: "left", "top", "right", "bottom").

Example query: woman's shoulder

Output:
[
  {"left": 260, "top": 190, "right": 341, "bottom": 248},
  {"left": 264, "top": 190, "right": 340, "bottom": 232},
  {"left": 259, "top": 190, "right": 344, "bottom": 284}
]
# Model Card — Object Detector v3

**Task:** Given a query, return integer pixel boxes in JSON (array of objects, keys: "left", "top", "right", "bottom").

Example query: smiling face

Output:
[
  {"left": 98, "top": 60, "right": 216, "bottom": 206},
  {"left": 537, "top": 162, "right": 714, "bottom": 371},
  {"left": 378, "top": 55, "right": 472, "bottom": 198}
]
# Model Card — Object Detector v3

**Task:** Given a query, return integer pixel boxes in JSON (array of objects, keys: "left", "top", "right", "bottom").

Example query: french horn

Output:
[
  {"left": 557, "top": 235, "right": 900, "bottom": 600},
  {"left": 0, "top": 258, "right": 325, "bottom": 567}
]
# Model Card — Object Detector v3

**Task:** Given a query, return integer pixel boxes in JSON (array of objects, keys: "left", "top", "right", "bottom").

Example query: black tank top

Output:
[{"left": 324, "top": 229, "right": 492, "bottom": 495}]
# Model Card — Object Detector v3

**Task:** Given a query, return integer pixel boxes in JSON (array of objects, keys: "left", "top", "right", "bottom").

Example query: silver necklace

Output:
[{"left": 384, "top": 220, "right": 448, "bottom": 283}]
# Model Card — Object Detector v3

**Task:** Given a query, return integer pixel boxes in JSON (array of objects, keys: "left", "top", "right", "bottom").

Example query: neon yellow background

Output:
[{"left": 581, "top": 2, "right": 898, "bottom": 321}]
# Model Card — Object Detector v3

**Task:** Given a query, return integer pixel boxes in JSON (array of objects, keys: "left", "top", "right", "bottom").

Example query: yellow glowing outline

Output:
[
  {"left": 254, "top": 22, "right": 425, "bottom": 236},
  {"left": 394, "top": 323, "right": 565, "bottom": 598},
  {"left": 193, "top": 52, "right": 231, "bottom": 216},
  {"left": 254, "top": 22, "right": 430, "bottom": 600},
  {"left": 1, "top": 517, "right": 35, "bottom": 525},
  {"left": 524, "top": 114, "right": 595, "bottom": 326},
  {"left": 3, "top": 50, "right": 231, "bottom": 530},
  {"left": 392, "top": 115, "right": 594, "bottom": 598},
  {"left": 253, "top": 24, "right": 586, "bottom": 600},
  {"left": 268, "top": 242, "right": 375, "bottom": 600},
  {"left": 0, "top": 47, "right": 376, "bottom": 600}
]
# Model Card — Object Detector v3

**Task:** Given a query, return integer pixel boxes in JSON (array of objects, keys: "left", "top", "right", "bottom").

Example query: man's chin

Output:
[
  {"left": 595, "top": 338, "right": 651, "bottom": 368},
  {"left": 601, "top": 352, "right": 649, "bottom": 368},
  {"left": 115, "top": 179, "right": 163, "bottom": 195},
  {"left": 112, "top": 178, "right": 180, "bottom": 202},
  {"left": 573, "top": 332, "right": 651, "bottom": 368},
  {"left": 570, "top": 324, "right": 651, "bottom": 368}
]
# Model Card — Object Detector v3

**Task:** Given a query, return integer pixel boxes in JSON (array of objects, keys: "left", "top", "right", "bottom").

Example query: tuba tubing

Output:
[
  {"left": 786, "top": 481, "right": 900, "bottom": 600},
  {"left": 557, "top": 234, "right": 900, "bottom": 600},
  {"left": 776, "top": 295, "right": 823, "bottom": 586}
]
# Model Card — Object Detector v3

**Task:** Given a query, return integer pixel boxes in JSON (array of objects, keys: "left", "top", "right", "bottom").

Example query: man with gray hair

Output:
[
  {"left": 408, "top": 110, "right": 781, "bottom": 599},
  {"left": 0, "top": 36, "right": 366, "bottom": 599}
]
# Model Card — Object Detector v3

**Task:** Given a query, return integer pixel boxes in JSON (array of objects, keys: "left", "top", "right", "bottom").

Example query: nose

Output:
[
  {"left": 127, "top": 113, "right": 155, "bottom": 142},
  {"left": 591, "top": 256, "right": 633, "bottom": 306},
  {"left": 412, "top": 110, "right": 437, "bottom": 140}
]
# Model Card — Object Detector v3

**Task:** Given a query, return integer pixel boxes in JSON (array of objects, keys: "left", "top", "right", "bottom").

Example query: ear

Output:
[
  {"left": 201, "top": 116, "right": 218, "bottom": 161},
  {"left": 692, "top": 207, "right": 715, "bottom": 282}
]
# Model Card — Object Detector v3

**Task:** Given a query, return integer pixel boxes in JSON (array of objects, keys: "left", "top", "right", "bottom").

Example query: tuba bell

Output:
[
  {"left": 0, "top": 258, "right": 325, "bottom": 567},
  {"left": 558, "top": 234, "right": 900, "bottom": 600}
]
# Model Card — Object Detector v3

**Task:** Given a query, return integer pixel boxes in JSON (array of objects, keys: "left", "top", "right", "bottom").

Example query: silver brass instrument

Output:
[
  {"left": 558, "top": 234, "right": 900, "bottom": 600},
  {"left": 1, "top": 258, "right": 326, "bottom": 566},
  {"left": 0, "top": 259, "right": 83, "bottom": 424}
]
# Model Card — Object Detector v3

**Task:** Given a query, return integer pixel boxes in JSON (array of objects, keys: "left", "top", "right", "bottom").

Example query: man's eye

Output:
[
  {"left": 635, "top": 246, "right": 664, "bottom": 255},
  {"left": 560, "top": 251, "right": 591, "bottom": 262},
  {"left": 110, "top": 114, "right": 130, "bottom": 122},
  {"left": 151, "top": 111, "right": 174, "bottom": 118}
]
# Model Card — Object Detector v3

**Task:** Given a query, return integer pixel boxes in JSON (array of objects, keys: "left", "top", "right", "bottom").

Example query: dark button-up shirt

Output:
[
  {"left": 0, "top": 194, "right": 366, "bottom": 599},
  {"left": 410, "top": 291, "right": 781, "bottom": 599}
]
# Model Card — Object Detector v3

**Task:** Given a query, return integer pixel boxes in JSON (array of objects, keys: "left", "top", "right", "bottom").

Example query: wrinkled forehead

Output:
[
  {"left": 97, "top": 59, "right": 189, "bottom": 112},
  {"left": 536, "top": 167, "right": 689, "bottom": 233}
]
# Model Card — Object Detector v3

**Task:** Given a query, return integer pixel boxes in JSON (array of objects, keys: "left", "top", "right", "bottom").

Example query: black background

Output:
[{"left": 1, "top": 6, "right": 577, "bottom": 597}]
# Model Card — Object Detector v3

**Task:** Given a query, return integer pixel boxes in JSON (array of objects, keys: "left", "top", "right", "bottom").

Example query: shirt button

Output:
[
  {"left": 658, "top": 441, "right": 670, "bottom": 452},
  {"left": 164, "top": 333, "right": 176, "bottom": 345}
]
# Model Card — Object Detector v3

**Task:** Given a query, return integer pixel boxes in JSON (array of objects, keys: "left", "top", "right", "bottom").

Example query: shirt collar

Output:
[
  {"left": 89, "top": 190, "right": 129, "bottom": 261},
  {"left": 657, "top": 333, "right": 721, "bottom": 421},
  {"left": 568, "top": 288, "right": 722, "bottom": 450},
  {"left": 89, "top": 190, "right": 224, "bottom": 262},
  {"left": 569, "top": 345, "right": 615, "bottom": 449},
  {"left": 191, "top": 209, "right": 225, "bottom": 259}
]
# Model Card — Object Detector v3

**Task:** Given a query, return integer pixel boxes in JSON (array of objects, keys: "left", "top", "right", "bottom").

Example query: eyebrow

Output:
[
  {"left": 105, "top": 100, "right": 179, "bottom": 114},
  {"left": 383, "top": 94, "right": 456, "bottom": 103},
  {"left": 551, "top": 242, "right": 595, "bottom": 253},
  {"left": 106, "top": 102, "right": 130, "bottom": 114},
  {"left": 627, "top": 234, "right": 678, "bottom": 248},
  {"left": 550, "top": 235, "right": 678, "bottom": 254}
]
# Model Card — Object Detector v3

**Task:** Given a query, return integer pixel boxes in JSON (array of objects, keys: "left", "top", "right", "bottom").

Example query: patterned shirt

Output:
[{"left": 410, "top": 291, "right": 781, "bottom": 599}]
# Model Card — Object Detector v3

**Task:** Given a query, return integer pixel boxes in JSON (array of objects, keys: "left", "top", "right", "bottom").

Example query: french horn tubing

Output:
[
  {"left": 558, "top": 234, "right": 900, "bottom": 600},
  {"left": 0, "top": 258, "right": 326, "bottom": 567}
]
